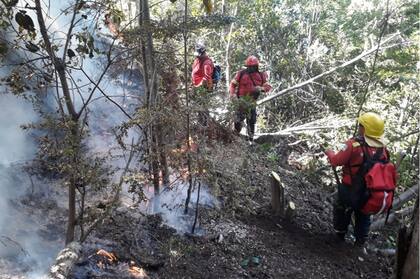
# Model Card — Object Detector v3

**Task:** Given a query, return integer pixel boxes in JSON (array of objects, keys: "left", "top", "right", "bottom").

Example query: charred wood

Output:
[{"left": 49, "top": 242, "right": 82, "bottom": 279}]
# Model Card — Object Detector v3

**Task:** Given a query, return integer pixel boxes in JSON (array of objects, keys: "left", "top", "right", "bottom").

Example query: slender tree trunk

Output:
[
  {"left": 66, "top": 124, "right": 81, "bottom": 244},
  {"left": 35, "top": 0, "right": 80, "bottom": 244},
  {"left": 183, "top": 0, "right": 194, "bottom": 215},
  {"left": 139, "top": 0, "right": 162, "bottom": 206},
  {"left": 224, "top": 5, "right": 238, "bottom": 90},
  {"left": 191, "top": 180, "right": 201, "bottom": 234}
]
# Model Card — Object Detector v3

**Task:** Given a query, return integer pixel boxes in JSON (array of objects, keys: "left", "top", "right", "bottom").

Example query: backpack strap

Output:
[
  {"left": 235, "top": 70, "right": 246, "bottom": 98},
  {"left": 248, "top": 71, "right": 264, "bottom": 87},
  {"left": 384, "top": 190, "right": 394, "bottom": 224}
]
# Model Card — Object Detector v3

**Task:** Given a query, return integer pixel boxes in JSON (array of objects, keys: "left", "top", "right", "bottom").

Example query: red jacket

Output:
[
  {"left": 192, "top": 55, "right": 213, "bottom": 88},
  {"left": 326, "top": 137, "right": 389, "bottom": 185},
  {"left": 229, "top": 70, "right": 271, "bottom": 97}
]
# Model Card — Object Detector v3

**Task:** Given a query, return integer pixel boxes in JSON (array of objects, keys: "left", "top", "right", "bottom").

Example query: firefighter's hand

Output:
[
  {"left": 252, "top": 90, "right": 261, "bottom": 100},
  {"left": 255, "top": 86, "right": 264, "bottom": 92}
]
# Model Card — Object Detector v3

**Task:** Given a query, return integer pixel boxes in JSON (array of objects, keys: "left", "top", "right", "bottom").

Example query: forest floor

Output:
[{"left": 71, "top": 133, "right": 396, "bottom": 279}]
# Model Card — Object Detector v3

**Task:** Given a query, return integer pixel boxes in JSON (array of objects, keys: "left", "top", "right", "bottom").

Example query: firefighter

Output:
[
  {"left": 191, "top": 43, "right": 214, "bottom": 91},
  {"left": 229, "top": 56, "right": 271, "bottom": 142},
  {"left": 191, "top": 43, "right": 214, "bottom": 127},
  {"left": 325, "top": 112, "right": 389, "bottom": 246}
]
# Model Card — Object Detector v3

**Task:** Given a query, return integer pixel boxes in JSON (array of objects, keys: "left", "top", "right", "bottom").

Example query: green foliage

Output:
[
  {"left": 74, "top": 31, "right": 102, "bottom": 58},
  {"left": 322, "top": 88, "right": 347, "bottom": 114}
]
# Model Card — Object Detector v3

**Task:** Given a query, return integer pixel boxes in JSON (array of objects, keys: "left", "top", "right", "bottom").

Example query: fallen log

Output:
[
  {"left": 256, "top": 122, "right": 352, "bottom": 138},
  {"left": 49, "top": 242, "right": 82, "bottom": 279},
  {"left": 393, "top": 184, "right": 419, "bottom": 210},
  {"left": 367, "top": 247, "right": 396, "bottom": 257},
  {"left": 398, "top": 198, "right": 419, "bottom": 279},
  {"left": 371, "top": 206, "right": 414, "bottom": 231}
]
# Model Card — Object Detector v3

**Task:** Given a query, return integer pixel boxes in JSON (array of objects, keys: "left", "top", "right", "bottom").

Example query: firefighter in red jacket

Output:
[
  {"left": 191, "top": 43, "right": 214, "bottom": 127},
  {"left": 325, "top": 112, "right": 388, "bottom": 246},
  {"left": 229, "top": 56, "right": 271, "bottom": 141},
  {"left": 191, "top": 43, "right": 214, "bottom": 91}
]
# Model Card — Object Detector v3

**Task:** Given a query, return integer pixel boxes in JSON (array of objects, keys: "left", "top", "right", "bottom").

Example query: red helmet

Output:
[{"left": 245, "top": 56, "right": 259, "bottom": 67}]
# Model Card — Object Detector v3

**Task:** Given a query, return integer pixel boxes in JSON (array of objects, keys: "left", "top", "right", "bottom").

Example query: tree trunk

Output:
[
  {"left": 224, "top": 4, "right": 238, "bottom": 90},
  {"left": 183, "top": 0, "right": 194, "bottom": 215},
  {"left": 396, "top": 198, "right": 419, "bottom": 279},
  {"left": 139, "top": 0, "right": 162, "bottom": 203},
  {"left": 35, "top": 0, "right": 80, "bottom": 244},
  {"left": 271, "top": 171, "right": 284, "bottom": 216}
]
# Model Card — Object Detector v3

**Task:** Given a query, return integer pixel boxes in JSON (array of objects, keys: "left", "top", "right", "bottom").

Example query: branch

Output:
[
  {"left": 393, "top": 184, "right": 419, "bottom": 210},
  {"left": 257, "top": 31, "right": 402, "bottom": 106},
  {"left": 353, "top": 0, "right": 391, "bottom": 136},
  {"left": 257, "top": 123, "right": 351, "bottom": 137},
  {"left": 78, "top": 67, "right": 134, "bottom": 121},
  {"left": 34, "top": 0, "right": 78, "bottom": 119},
  {"left": 79, "top": 141, "right": 135, "bottom": 242},
  {"left": 62, "top": 0, "right": 80, "bottom": 63},
  {"left": 76, "top": 61, "right": 113, "bottom": 118},
  {"left": 0, "top": 236, "right": 29, "bottom": 256},
  {"left": 371, "top": 205, "right": 415, "bottom": 231}
]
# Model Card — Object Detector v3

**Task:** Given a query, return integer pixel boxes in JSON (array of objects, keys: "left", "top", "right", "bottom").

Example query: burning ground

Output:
[{"left": 69, "top": 136, "right": 396, "bottom": 279}]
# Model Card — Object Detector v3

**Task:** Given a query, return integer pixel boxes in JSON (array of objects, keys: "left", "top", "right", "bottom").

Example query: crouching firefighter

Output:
[
  {"left": 325, "top": 112, "right": 397, "bottom": 246},
  {"left": 229, "top": 56, "right": 271, "bottom": 142}
]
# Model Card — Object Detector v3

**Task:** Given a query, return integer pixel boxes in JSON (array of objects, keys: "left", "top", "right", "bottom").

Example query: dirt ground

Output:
[{"left": 72, "top": 136, "right": 395, "bottom": 279}]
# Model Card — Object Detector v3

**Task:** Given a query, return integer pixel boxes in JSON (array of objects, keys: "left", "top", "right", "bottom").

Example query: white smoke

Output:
[
  {"left": 0, "top": 1, "right": 141, "bottom": 278},
  {"left": 0, "top": 94, "right": 37, "bottom": 236},
  {"left": 0, "top": 94, "right": 62, "bottom": 278},
  {"left": 149, "top": 181, "right": 219, "bottom": 235}
]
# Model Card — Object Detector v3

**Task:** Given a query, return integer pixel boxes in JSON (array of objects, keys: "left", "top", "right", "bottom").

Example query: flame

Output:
[
  {"left": 171, "top": 137, "right": 198, "bottom": 155},
  {"left": 96, "top": 249, "right": 117, "bottom": 263},
  {"left": 129, "top": 263, "right": 148, "bottom": 278}
]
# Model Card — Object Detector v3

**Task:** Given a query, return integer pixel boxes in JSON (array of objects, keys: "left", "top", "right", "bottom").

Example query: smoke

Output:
[
  {"left": 0, "top": 94, "right": 37, "bottom": 234},
  {"left": 149, "top": 181, "right": 219, "bottom": 234},
  {"left": 0, "top": 94, "right": 63, "bottom": 278},
  {"left": 0, "top": 1, "right": 141, "bottom": 277}
]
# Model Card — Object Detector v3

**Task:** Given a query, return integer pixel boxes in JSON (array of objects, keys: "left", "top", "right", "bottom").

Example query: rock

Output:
[{"left": 217, "top": 234, "right": 224, "bottom": 243}]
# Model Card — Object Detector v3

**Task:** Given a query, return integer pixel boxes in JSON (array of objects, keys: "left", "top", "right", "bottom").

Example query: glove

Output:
[
  {"left": 252, "top": 90, "right": 261, "bottom": 100},
  {"left": 255, "top": 86, "right": 264, "bottom": 92},
  {"left": 252, "top": 86, "right": 264, "bottom": 100}
]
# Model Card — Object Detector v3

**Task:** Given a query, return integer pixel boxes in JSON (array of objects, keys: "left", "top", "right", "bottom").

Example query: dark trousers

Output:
[
  {"left": 234, "top": 106, "right": 257, "bottom": 139},
  {"left": 333, "top": 184, "right": 371, "bottom": 243},
  {"left": 192, "top": 87, "right": 211, "bottom": 128}
]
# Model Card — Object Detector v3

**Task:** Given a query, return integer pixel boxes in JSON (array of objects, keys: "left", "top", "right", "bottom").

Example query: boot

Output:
[
  {"left": 248, "top": 124, "right": 255, "bottom": 142},
  {"left": 234, "top": 122, "right": 242, "bottom": 135}
]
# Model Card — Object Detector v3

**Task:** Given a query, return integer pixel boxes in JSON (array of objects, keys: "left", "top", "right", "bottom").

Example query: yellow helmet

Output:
[{"left": 358, "top": 112, "right": 384, "bottom": 139}]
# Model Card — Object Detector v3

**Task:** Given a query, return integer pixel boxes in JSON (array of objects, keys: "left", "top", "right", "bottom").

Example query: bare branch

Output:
[
  {"left": 62, "top": 0, "right": 80, "bottom": 63},
  {"left": 79, "top": 141, "right": 135, "bottom": 242}
]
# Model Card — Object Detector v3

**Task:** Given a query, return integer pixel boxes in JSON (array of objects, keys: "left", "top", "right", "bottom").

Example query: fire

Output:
[
  {"left": 172, "top": 137, "right": 198, "bottom": 155},
  {"left": 129, "top": 262, "right": 149, "bottom": 278},
  {"left": 96, "top": 249, "right": 117, "bottom": 263}
]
